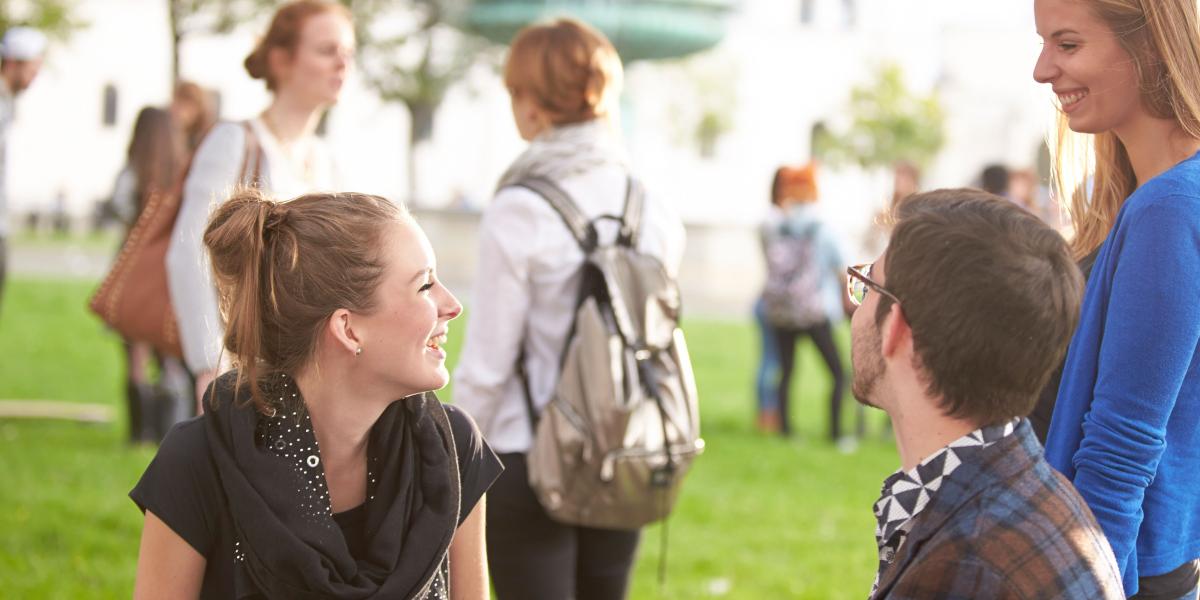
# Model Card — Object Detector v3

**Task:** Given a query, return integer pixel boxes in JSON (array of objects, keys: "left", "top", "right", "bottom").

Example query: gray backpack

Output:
[{"left": 512, "top": 176, "right": 704, "bottom": 530}]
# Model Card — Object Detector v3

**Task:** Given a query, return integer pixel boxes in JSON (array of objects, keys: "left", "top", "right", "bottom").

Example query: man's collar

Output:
[
  {"left": 871, "top": 419, "right": 1039, "bottom": 598},
  {"left": 871, "top": 418, "right": 1022, "bottom": 597}
]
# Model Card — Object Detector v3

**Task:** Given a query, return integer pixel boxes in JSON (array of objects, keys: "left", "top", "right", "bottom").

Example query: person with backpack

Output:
[
  {"left": 761, "top": 163, "right": 851, "bottom": 445},
  {"left": 453, "top": 18, "right": 689, "bottom": 600},
  {"left": 167, "top": 0, "right": 353, "bottom": 407}
]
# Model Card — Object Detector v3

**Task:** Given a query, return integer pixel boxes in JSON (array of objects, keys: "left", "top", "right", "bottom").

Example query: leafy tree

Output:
[
  {"left": 0, "top": 0, "right": 85, "bottom": 40},
  {"left": 343, "top": 0, "right": 491, "bottom": 202},
  {"left": 814, "top": 63, "right": 944, "bottom": 169},
  {"left": 167, "top": 0, "right": 263, "bottom": 85}
]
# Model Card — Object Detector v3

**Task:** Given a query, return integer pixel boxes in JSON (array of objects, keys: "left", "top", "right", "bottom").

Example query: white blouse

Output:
[{"left": 166, "top": 118, "right": 337, "bottom": 374}]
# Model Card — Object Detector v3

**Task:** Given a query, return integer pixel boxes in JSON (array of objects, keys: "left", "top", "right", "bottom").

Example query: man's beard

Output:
[{"left": 851, "top": 318, "right": 884, "bottom": 408}]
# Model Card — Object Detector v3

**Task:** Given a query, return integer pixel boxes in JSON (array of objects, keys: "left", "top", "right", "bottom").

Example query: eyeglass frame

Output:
[{"left": 846, "top": 264, "right": 902, "bottom": 307}]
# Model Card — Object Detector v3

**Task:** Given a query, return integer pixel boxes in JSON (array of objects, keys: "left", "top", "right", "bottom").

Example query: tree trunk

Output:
[
  {"left": 167, "top": 0, "right": 182, "bottom": 87},
  {"left": 405, "top": 100, "right": 436, "bottom": 205}
]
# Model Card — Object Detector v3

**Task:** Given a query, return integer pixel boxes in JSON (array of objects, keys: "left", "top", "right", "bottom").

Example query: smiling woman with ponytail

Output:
[{"left": 130, "top": 189, "right": 502, "bottom": 599}]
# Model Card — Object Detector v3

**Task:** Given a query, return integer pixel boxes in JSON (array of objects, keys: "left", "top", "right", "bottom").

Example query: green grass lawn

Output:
[{"left": 0, "top": 276, "right": 898, "bottom": 599}]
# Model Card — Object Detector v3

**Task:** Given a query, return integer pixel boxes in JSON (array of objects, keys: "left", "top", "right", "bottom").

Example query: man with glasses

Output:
[{"left": 853, "top": 189, "right": 1122, "bottom": 599}]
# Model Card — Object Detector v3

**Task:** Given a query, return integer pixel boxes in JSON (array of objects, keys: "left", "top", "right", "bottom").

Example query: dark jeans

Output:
[
  {"left": 1133, "top": 559, "right": 1200, "bottom": 600},
  {"left": 753, "top": 297, "right": 781, "bottom": 413},
  {"left": 487, "top": 452, "right": 641, "bottom": 600},
  {"left": 774, "top": 320, "right": 847, "bottom": 439}
]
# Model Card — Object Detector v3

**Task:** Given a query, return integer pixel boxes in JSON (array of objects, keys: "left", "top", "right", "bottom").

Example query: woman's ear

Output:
[
  {"left": 327, "top": 308, "right": 361, "bottom": 356},
  {"left": 267, "top": 46, "right": 291, "bottom": 88}
]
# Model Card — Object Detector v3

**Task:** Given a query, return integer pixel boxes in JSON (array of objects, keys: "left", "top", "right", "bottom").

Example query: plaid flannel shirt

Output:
[{"left": 872, "top": 419, "right": 1125, "bottom": 599}]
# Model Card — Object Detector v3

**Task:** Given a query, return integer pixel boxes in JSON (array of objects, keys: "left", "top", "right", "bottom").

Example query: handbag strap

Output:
[{"left": 238, "top": 121, "right": 264, "bottom": 188}]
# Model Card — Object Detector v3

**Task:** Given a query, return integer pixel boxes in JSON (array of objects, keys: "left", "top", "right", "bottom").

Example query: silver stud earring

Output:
[{"left": 355, "top": 346, "right": 363, "bottom": 357}]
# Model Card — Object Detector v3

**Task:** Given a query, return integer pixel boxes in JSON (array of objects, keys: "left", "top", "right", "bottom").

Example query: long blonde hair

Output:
[{"left": 1052, "top": 0, "right": 1200, "bottom": 258}]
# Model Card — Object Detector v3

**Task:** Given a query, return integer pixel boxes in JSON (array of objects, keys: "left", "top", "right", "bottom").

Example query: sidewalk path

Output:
[{"left": 10, "top": 241, "right": 114, "bottom": 280}]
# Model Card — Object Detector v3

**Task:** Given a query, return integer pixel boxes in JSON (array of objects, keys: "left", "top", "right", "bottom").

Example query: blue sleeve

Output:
[{"left": 1070, "top": 197, "right": 1200, "bottom": 589}]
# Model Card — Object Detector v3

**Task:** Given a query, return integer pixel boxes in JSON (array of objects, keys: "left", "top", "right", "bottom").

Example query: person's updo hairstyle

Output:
[
  {"left": 504, "top": 17, "right": 623, "bottom": 126},
  {"left": 244, "top": 0, "right": 352, "bottom": 91},
  {"left": 203, "top": 188, "right": 406, "bottom": 413}
]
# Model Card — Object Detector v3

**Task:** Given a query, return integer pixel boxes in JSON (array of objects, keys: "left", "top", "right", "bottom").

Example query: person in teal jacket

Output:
[{"left": 1035, "top": 0, "right": 1200, "bottom": 596}]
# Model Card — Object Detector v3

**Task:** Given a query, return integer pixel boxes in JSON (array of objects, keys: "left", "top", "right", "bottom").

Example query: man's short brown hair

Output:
[{"left": 876, "top": 189, "right": 1083, "bottom": 426}]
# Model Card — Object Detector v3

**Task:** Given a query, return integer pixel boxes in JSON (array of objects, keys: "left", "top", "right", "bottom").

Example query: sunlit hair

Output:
[
  {"left": 503, "top": 17, "right": 623, "bottom": 126},
  {"left": 771, "top": 163, "right": 819, "bottom": 205},
  {"left": 1051, "top": 0, "right": 1200, "bottom": 258},
  {"left": 126, "top": 107, "right": 186, "bottom": 209},
  {"left": 244, "top": 0, "right": 352, "bottom": 92},
  {"left": 172, "top": 81, "right": 215, "bottom": 151},
  {"left": 203, "top": 189, "right": 407, "bottom": 412}
]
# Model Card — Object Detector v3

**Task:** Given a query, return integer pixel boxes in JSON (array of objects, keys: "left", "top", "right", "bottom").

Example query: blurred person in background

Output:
[
  {"left": 452, "top": 18, "right": 685, "bottom": 600},
  {"left": 761, "top": 163, "right": 853, "bottom": 447},
  {"left": 752, "top": 175, "right": 786, "bottom": 433},
  {"left": 0, "top": 25, "right": 46, "bottom": 312},
  {"left": 132, "top": 190, "right": 500, "bottom": 599},
  {"left": 170, "top": 81, "right": 216, "bottom": 153},
  {"left": 979, "top": 163, "right": 1011, "bottom": 197},
  {"left": 168, "top": 0, "right": 353, "bottom": 406},
  {"left": 862, "top": 161, "right": 921, "bottom": 259},
  {"left": 1035, "top": 0, "right": 1200, "bottom": 596},
  {"left": 110, "top": 106, "right": 192, "bottom": 443}
]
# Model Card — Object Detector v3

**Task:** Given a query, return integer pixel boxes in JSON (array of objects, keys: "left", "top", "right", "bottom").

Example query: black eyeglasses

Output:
[{"left": 846, "top": 264, "right": 901, "bottom": 307}]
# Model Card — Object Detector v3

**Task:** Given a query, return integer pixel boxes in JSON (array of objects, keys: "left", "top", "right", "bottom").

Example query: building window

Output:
[
  {"left": 102, "top": 84, "right": 118, "bottom": 127},
  {"left": 800, "top": 0, "right": 816, "bottom": 25}
]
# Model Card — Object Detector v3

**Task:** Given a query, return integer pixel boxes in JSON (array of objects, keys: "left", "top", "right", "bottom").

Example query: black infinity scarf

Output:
[{"left": 203, "top": 372, "right": 460, "bottom": 599}]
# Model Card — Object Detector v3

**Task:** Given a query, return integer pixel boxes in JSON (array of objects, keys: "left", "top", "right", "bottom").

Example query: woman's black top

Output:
[
  {"left": 130, "top": 403, "right": 502, "bottom": 599},
  {"left": 1030, "top": 250, "right": 1099, "bottom": 443}
]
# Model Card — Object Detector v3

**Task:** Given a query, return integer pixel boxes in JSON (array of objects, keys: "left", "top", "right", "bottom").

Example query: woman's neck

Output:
[
  {"left": 1116, "top": 115, "right": 1200, "bottom": 186},
  {"left": 293, "top": 368, "right": 389, "bottom": 473},
  {"left": 261, "top": 95, "right": 323, "bottom": 150}
]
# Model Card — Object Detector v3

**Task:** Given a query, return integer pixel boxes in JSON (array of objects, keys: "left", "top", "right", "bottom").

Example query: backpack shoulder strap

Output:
[
  {"left": 617, "top": 176, "right": 644, "bottom": 248},
  {"left": 509, "top": 176, "right": 598, "bottom": 252}
]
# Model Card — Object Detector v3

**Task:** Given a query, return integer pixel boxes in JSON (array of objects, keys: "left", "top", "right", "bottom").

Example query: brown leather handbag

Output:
[{"left": 89, "top": 122, "right": 262, "bottom": 358}]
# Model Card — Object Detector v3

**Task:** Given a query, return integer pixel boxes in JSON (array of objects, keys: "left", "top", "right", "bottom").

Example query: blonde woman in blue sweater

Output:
[{"left": 1034, "top": 0, "right": 1200, "bottom": 597}]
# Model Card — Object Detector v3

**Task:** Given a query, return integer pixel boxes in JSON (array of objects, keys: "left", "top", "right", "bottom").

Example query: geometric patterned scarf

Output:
[{"left": 869, "top": 418, "right": 1019, "bottom": 597}]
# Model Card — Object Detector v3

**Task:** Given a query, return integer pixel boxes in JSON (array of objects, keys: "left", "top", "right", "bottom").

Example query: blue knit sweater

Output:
[{"left": 1047, "top": 151, "right": 1200, "bottom": 596}]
